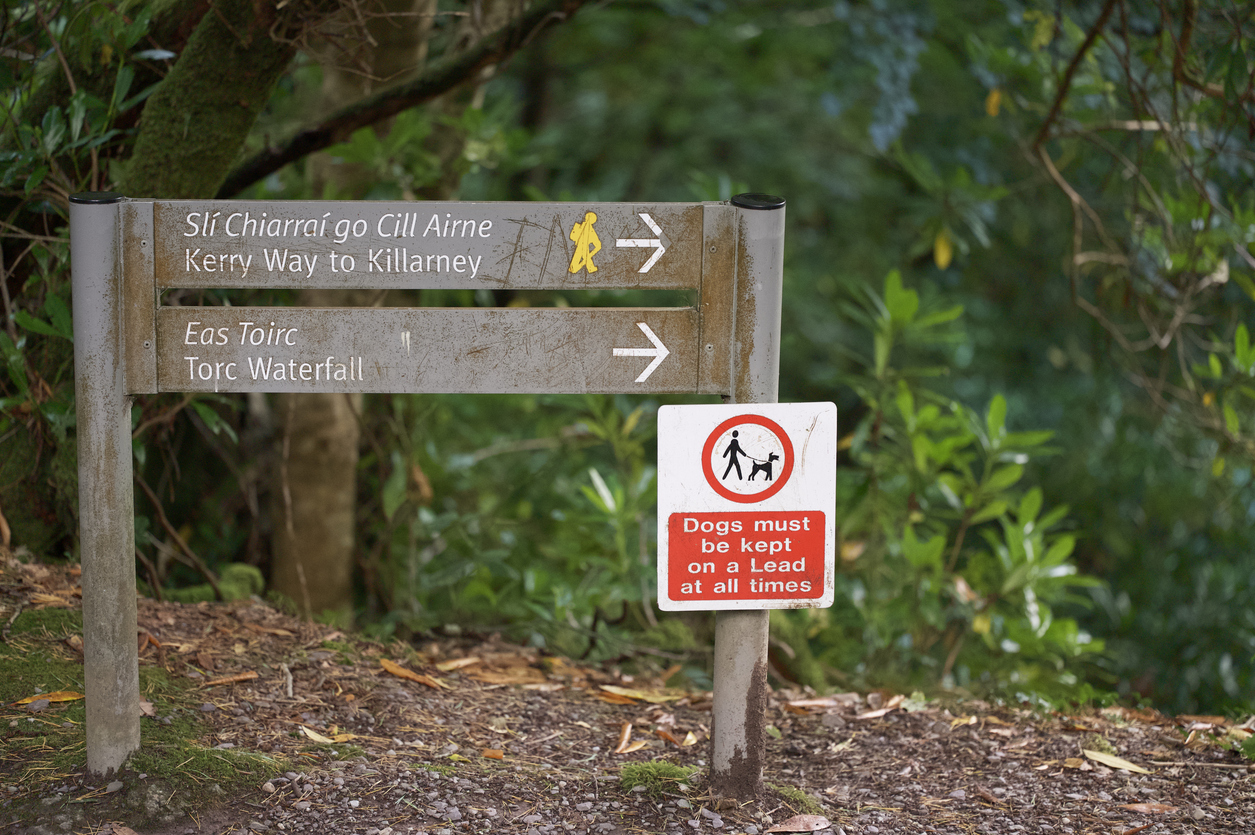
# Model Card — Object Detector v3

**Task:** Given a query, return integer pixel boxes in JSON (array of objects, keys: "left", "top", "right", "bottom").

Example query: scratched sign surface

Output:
[
  {"left": 158, "top": 307, "right": 699, "bottom": 394},
  {"left": 152, "top": 201, "right": 703, "bottom": 290}
]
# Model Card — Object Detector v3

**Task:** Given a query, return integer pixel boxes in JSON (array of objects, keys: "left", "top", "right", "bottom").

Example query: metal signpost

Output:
[{"left": 70, "top": 191, "right": 790, "bottom": 795}]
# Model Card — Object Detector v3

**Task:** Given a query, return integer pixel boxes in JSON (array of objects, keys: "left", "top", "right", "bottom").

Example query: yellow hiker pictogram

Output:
[{"left": 568, "top": 211, "right": 601, "bottom": 274}]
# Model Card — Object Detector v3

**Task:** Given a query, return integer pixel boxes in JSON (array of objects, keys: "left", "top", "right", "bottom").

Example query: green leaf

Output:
[
  {"left": 984, "top": 464, "right": 1023, "bottom": 492},
  {"left": 13, "top": 310, "right": 61, "bottom": 338},
  {"left": 110, "top": 64, "right": 135, "bottom": 114},
  {"left": 23, "top": 164, "right": 47, "bottom": 195},
  {"left": 1018, "top": 488, "right": 1043, "bottom": 524},
  {"left": 44, "top": 294, "right": 73, "bottom": 341},
  {"left": 985, "top": 394, "right": 1007, "bottom": 443},
  {"left": 883, "top": 270, "right": 919, "bottom": 326},
  {"left": 41, "top": 107, "right": 66, "bottom": 155},
  {"left": 914, "top": 305, "right": 964, "bottom": 329},
  {"left": 1209, "top": 353, "right": 1223, "bottom": 379},
  {"left": 1043, "top": 534, "right": 1076, "bottom": 565},
  {"left": 189, "top": 400, "right": 237, "bottom": 444},
  {"left": 1238, "top": 324, "right": 1254, "bottom": 373},
  {"left": 1224, "top": 402, "right": 1240, "bottom": 435},
  {"left": 902, "top": 526, "right": 946, "bottom": 570},
  {"left": 382, "top": 451, "right": 407, "bottom": 521},
  {"left": 969, "top": 500, "right": 1008, "bottom": 525}
]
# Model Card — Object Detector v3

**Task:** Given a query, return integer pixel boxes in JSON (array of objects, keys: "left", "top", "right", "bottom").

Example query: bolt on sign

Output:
[{"left": 657, "top": 402, "right": 837, "bottom": 611}]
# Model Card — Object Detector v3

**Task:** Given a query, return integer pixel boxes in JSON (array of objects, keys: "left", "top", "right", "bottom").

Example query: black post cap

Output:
[
  {"left": 731, "top": 193, "right": 785, "bottom": 210},
  {"left": 70, "top": 192, "right": 125, "bottom": 204}
]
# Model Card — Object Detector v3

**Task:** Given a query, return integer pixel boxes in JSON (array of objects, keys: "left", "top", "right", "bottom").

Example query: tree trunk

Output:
[{"left": 268, "top": 0, "right": 435, "bottom": 621}]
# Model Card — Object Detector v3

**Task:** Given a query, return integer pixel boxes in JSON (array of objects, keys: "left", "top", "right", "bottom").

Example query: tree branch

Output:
[
  {"left": 1033, "top": 0, "right": 1119, "bottom": 150},
  {"left": 217, "top": 0, "right": 593, "bottom": 198}
]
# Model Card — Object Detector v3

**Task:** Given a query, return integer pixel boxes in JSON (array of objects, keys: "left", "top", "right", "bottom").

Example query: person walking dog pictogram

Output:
[{"left": 721, "top": 430, "right": 746, "bottom": 480}]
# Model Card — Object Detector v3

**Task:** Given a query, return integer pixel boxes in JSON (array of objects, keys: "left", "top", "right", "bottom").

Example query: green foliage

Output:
[
  {"left": 357, "top": 392, "right": 666, "bottom": 655},
  {"left": 803, "top": 273, "right": 1101, "bottom": 697}
]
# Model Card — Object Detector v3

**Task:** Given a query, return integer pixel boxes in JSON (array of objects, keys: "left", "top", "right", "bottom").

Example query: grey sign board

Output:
[
  {"left": 157, "top": 306, "right": 699, "bottom": 394},
  {"left": 152, "top": 201, "right": 703, "bottom": 290}
]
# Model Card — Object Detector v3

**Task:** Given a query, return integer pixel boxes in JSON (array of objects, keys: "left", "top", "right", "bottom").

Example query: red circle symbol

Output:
[{"left": 701, "top": 414, "right": 794, "bottom": 503}]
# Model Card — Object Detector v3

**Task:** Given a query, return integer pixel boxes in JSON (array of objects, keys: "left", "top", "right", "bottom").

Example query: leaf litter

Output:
[{"left": 0, "top": 556, "right": 1252, "bottom": 833}]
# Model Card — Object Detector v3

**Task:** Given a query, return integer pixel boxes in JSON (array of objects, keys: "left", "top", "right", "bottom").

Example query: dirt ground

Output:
[{"left": 1, "top": 557, "right": 1253, "bottom": 835}]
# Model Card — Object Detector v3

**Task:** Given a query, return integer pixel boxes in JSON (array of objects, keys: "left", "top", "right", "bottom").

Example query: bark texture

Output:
[
  {"left": 120, "top": 0, "right": 330, "bottom": 197},
  {"left": 269, "top": 0, "right": 434, "bottom": 620}
]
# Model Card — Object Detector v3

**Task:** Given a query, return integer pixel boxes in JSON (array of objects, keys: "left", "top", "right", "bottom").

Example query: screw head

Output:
[{"left": 142, "top": 340, "right": 151, "bottom": 349}]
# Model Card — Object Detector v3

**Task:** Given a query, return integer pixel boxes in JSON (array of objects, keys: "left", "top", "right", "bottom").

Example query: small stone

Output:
[
  {"left": 26, "top": 699, "right": 49, "bottom": 712},
  {"left": 523, "top": 815, "right": 543, "bottom": 824},
  {"left": 949, "top": 790, "right": 966, "bottom": 799},
  {"left": 576, "top": 802, "right": 593, "bottom": 812},
  {"left": 106, "top": 781, "right": 123, "bottom": 794},
  {"left": 248, "top": 823, "right": 268, "bottom": 832},
  {"left": 261, "top": 782, "right": 276, "bottom": 794},
  {"left": 200, "top": 703, "right": 216, "bottom": 712},
  {"left": 293, "top": 801, "right": 311, "bottom": 812},
  {"left": 349, "top": 800, "right": 359, "bottom": 808}
]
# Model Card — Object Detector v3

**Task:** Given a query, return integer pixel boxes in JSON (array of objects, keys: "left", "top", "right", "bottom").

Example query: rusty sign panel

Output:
[
  {"left": 156, "top": 306, "right": 699, "bottom": 394},
  {"left": 152, "top": 201, "right": 703, "bottom": 290}
]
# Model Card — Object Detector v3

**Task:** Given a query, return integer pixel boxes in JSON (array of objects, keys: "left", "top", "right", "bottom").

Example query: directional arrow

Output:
[
  {"left": 615, "top": 213, "right": 666, "bottom": 273},
  {"left": 613, "top": 322, "right": 670, "bottom": 383}
]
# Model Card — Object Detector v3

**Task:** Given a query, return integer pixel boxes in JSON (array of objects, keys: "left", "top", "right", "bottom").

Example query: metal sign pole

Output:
[
  {"left": 70, "top": 192, "right": 141, "bottom": 774},
  {"left": 709, "top": 194, "right": 786, "bottom": 799}
]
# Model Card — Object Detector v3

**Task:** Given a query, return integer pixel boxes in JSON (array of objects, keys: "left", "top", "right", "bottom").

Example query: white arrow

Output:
[
  {"left": 615, "top": 213, "right": 666, "bottom": 273},
  {"left": 613, "top": 322, "right": 670, "bottom": 383}
]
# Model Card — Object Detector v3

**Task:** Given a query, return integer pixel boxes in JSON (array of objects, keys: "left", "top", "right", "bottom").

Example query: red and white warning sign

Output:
[{"left": 657, "top": 402, "right": 837, "bottom": 611}]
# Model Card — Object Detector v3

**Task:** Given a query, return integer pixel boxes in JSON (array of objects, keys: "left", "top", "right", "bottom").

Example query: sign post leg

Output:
[
  {"left": 710, "top": 194, "right": 786, "bottom": 800},
  {"left": 71, "top": 192, "right": 141, "bottom": 775}
]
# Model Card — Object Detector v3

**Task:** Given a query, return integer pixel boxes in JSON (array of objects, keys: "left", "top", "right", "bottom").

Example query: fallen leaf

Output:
[
  {"left": 854, "top": 693, "right": 904, "bottom": 720},
  {"left": 975, "top": 788, "right": 1001, "bottom": 804},
  {"left": 481, "top": 749, "right": 504, "bottom": 759},
  {"left": 435, "top": 656, "right": 482, "bottom": 672},
  {"left": 380, "top": 658, "right": 446, "bottom": 689},
  {"left": 983, "top": 715, "right": 1014, "bottom": 726},
  {"left": 14, "top": 690, "right": 84, "bottom": 705},
  {"left": 203, "top": 671, "right": 259, "bottom": 687},
  {"left": 139, "top": 700, "right": 156, "bottom": 717},
  {"left": 787, "top": 693, "right": 861, "bottom": 711},
  {"left": 468, "top": 667, "right": 546, "bottom": 685},
  {"left": 1118, "top": 803, "right": 1177, "bottom": 814},
  {"left": 244, "top": 623, "right": 295, "bottom": 637},
  {"left": 30, "top": 593, "right": 71, "bottom": 607},
  {"left": 655, "top": 729, "right": 682, "bottom": 746},
  {"left": 682, "top": 731, "right": 698, "bottom": 747},
  {"left": 951, "top": 715, "right": 977, "bottom": 729},
  {"left": 300, "top": 725, "right": 334, "bottom": 744},
  {"left": 621, "top": 740, "right": 648, "bottom": 753},
  {"left": 1178, "top": 714, "right": 1228, "bottom": 726},
  {"left": 613, "top": 721, "right": 633, "bottom": 754},
  {"left": 1063, "top": 757, "right": 1087, "bottom": 769},
  {"left": 1083, "top": 749, "right": 1152, "bottom": 774},
  {"left": 766, "top": 813, "right": 832, "bottom": 833},
  {"left": 599, "top": 684, "right": 682, "bottom": 703},
  {"left": 594, "top": 691, "right": 638, "bottom": 705}
]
